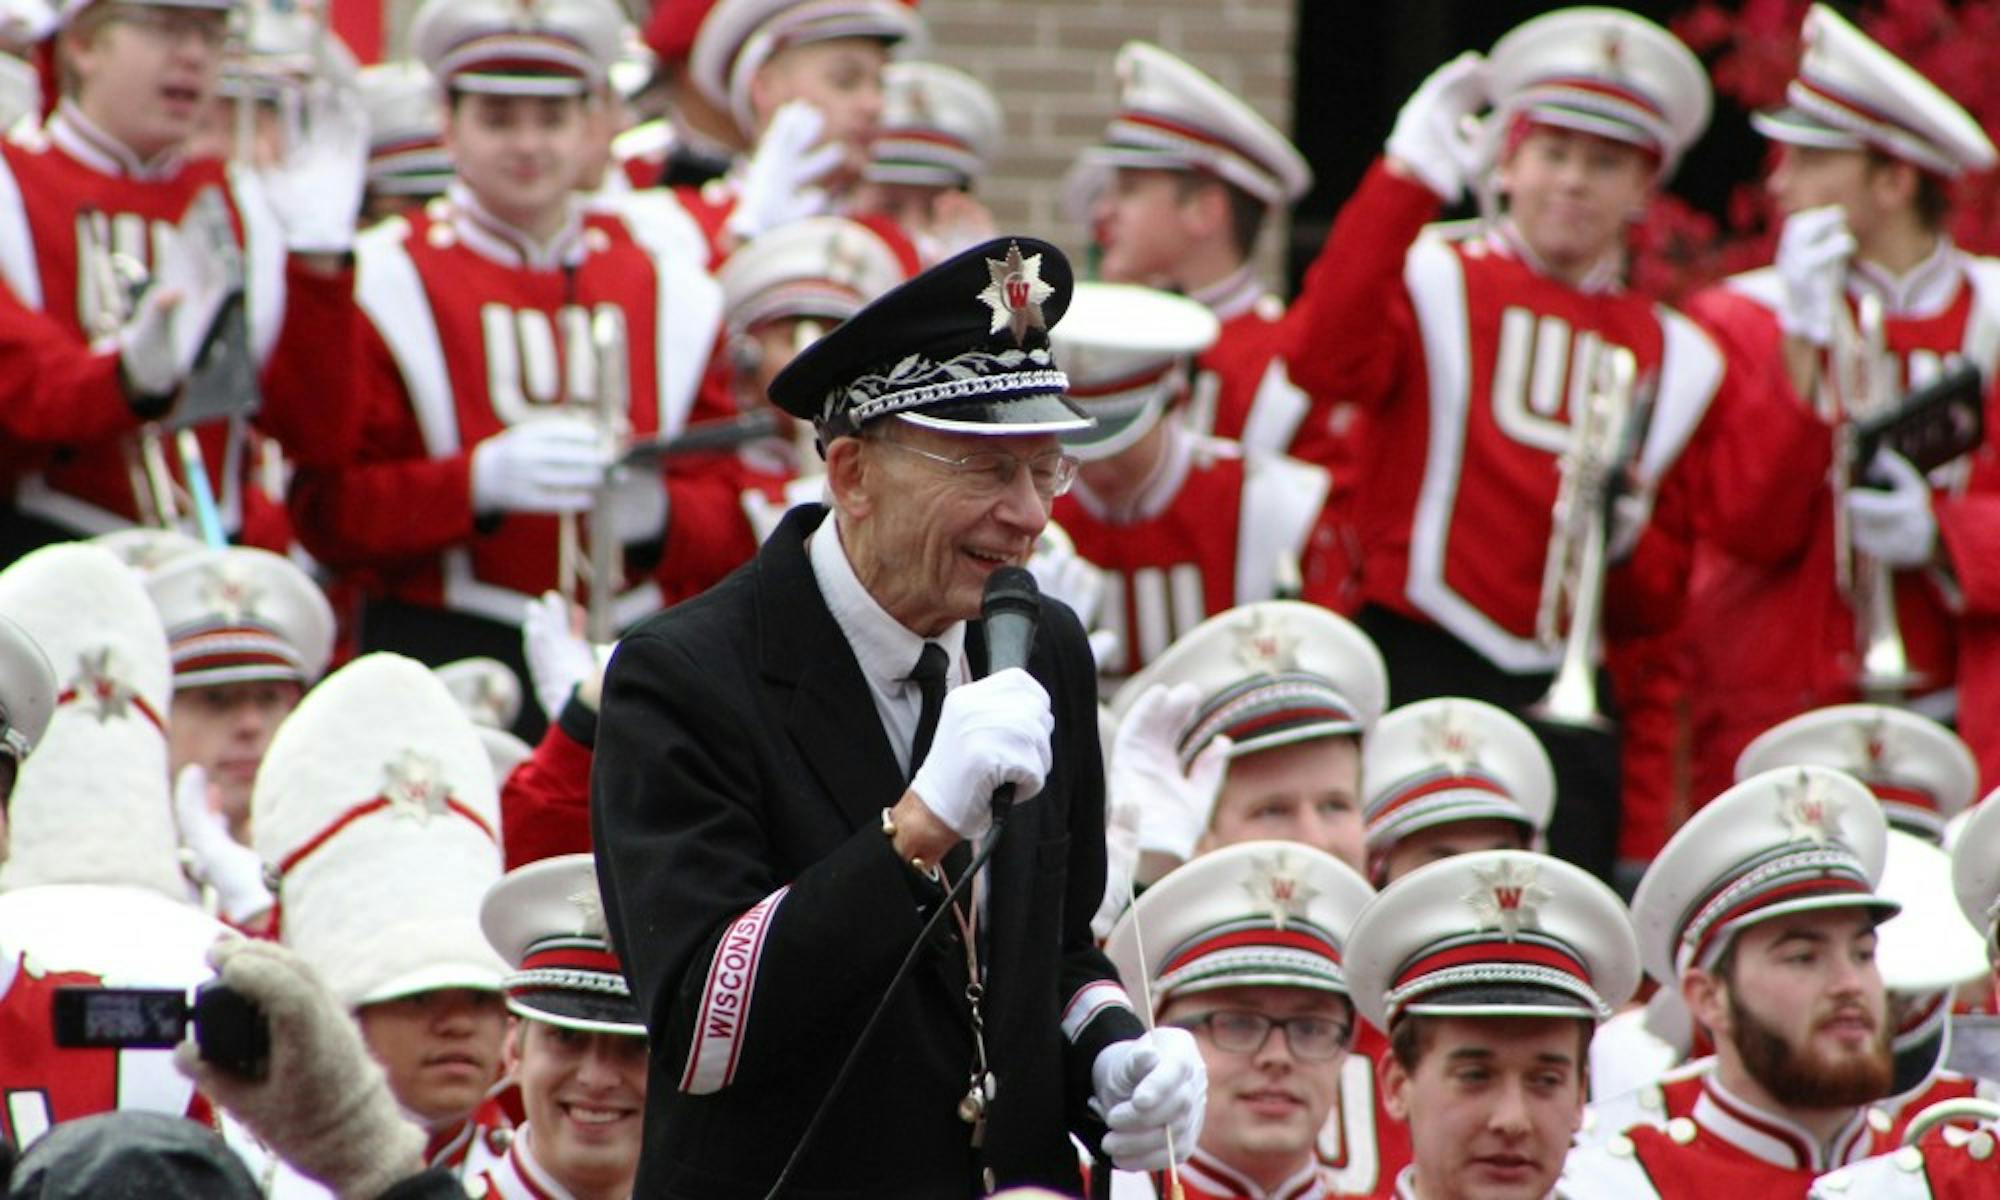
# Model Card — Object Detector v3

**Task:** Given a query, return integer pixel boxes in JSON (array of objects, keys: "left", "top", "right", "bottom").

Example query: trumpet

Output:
[
  {"left": 1829, "top": 292, "right": 1922, "bottom": 699},
  {"left": 557, "top": 307, "right": 632, "bottom": 643},
  {"left": 1528, "top": 342, "right": 1638, "bottom": 730}
]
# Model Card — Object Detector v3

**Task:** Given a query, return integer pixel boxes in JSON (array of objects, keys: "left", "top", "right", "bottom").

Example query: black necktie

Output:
[{"left": 907, "top": 641, "right": 950, "bottom": 777}]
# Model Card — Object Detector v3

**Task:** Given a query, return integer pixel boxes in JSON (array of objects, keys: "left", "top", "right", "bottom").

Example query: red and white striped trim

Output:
[
  {"left": 55, "top": 682, "right": 165, "bottom": 736},
  {"left": 1365, "top": 771, "right": 1527, "bottom": 844},
  {"left": 1060, "top": 980, "right": 1134, "bottom": 1043},
  {"left": 680, "top": 887, "right": 789, "bottom": 1094}
]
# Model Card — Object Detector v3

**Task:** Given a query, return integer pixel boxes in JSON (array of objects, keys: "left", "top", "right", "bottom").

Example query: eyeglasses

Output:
[
  {"left": 869, "top": 436, "right": 1080, "bottom": 500},
  {"left": 109, "top": 4, "right": 231, "bottom": 48},
  {"left": 1169, "top": 1010, "right": 1352, "bottom": 1061}
]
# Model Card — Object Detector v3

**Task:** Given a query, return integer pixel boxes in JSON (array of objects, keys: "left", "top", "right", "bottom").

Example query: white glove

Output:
[
  {"left": 1775, "top": 206, "right": 1855, "bottom": 346},
  {"left": 115, "top": 282, "right": 187, "bottom": 398},
  {"left": 111, "top": 214, "right": 231, "bottom": 400},
  {"left": 1091, "top": 1028, "right": 1207, "bottom": 1171},
  {"left": 173, "top": 765, "right": 273, "bottom": 925},
  {"left": 603, "top": 463, "right": 669, "bottom": 545},
  {"left": 907, "top": 667, "right": 1054, "bottom": 842},
  {"left": 470, "top": 416, "right": 612, "bottom": 515},
  {"left": 1385, "top": 51, "right": 1490, "bottom": 204},
  {"left": 725, "top": 100, "right": 843, "bottom": 242},
  {"left": 175, "top": 938, "right": 426, "bottom": 1200},
  {"left": 1027, "top": 532, "right": 1106, "bottom": 629},
  {"left": 1113, "top": 683, "right": 1229, "bottom": 863},
  {"left": 1848, "top": 449, "right": 1937, "bottom": 567},
  {"left": 257, "top": 84, "right": 369, "bottom": 254},
  {"left": 1090, "top": 786, "right": 1144, "bottom": 940},
  {"left": 522, "top": 590, "right": 599, "bottom": 720}
]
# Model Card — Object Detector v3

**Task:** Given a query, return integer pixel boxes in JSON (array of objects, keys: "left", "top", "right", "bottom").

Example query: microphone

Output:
[{"left": 981, "top": 566, "right": 1041, "bottom": 828}]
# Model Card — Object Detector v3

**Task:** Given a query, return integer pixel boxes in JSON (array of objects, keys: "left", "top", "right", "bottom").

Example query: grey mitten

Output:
[{"left": 174, "top": 938, "right": 426, "bottom": 1200}]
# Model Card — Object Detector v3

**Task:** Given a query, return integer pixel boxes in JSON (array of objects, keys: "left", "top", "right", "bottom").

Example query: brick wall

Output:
[{"left": 380, "top": 0, "right": 1301, "bottom": 274}]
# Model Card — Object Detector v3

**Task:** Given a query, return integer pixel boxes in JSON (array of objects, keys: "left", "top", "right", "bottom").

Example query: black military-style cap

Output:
[{"left": 768, "top": 236, "right": 1095, "bottom": 442}]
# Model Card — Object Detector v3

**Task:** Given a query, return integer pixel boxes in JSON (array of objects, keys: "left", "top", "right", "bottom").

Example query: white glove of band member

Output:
[
  {"left": 173, "top": 765, "right": 273, "bottom": 925},
  {"left": 1775, "top": 205, "right": 1856, "bottom": 347},
  {"left": 1848, "top": 449, "right": 1936, "bottom": 567},
  {"left": 603, "top": 464, "right": 669, "bottom": 545},
  {"left": 1027, "top": 531, "right": 1106, "bottom": 629},
  {"left": 1090, "top": 783, "right": 1145, "bottom": 940},
  {"left": 522, "top": 590, "right": 599, "bottom": 720},
  {"left": 115, "top": 283, "right": 187, "bottom": 399},
  {"left": 907, "top": 667, "right": 1054, "bottom": 842},
  {"left": 112, "top": 222, "right": 231, "bottom": 401},
  {"left": 1113, "top": 683, "right": 1230, "bottom": 864},
  {"left": 257, "top": 84, "right": 369, "bottom": 255},
  {"left": 1091, "top": 1028, "right": 1207, "bottom": 1172},
  {"left": 1385, "top": 51, "right": 1490, "bottom": 204},
  {"left": 470, "top": 417, "right": 612, "bottom": 515},
  {"left": 175, "top": 938, "right": 426, "bottom": 1200},
  {"left": 725, "top": 100, "right": 844, "bottom": 242}
]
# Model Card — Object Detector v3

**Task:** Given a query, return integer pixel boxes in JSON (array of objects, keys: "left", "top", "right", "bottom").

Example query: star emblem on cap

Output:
[
  {"left": 198, "top": 565, "right": 263, "bottom": 625},
  {"left": 1854, "top": 715, "right": 1897, "bottom": 774},
  {"left": 1778, "top": 769, "right": 1843, "bottom": 845},
  {"left": 1231, "top": 610, "right": 1299, "bottom": 674},
  {"left": 70, "top": 647, "right": 136, "bottom": 723},
  {"left": 567, "top": 885, "right": 608, "bottom": 938},
  {"left": 383, "top": 749, "right": 452, "bottom": 823},
  {"left": 1420, "top": 703, "right": 1483, "bottom": 775},
  {"left": 978, "top": 242, "right": 1052, "bottom": 347},
  {"left": 1242, "top": 850, "right": 1318, "bottom": 931},
  {"left": 1599, "top": 28, "right": 1626, "bottom": 75},
  {"left": 1463, "top": 859, "right": 1552, "bottom": 939}
]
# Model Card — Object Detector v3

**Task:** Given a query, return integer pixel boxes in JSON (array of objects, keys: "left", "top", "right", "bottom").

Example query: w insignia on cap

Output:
[
  {"left": 1463, "top": 859, "right": 1552, "bottom": 939},
  {"left": 978, "top": 242, "right": 1053, "bottom": 347},
  {"left": 1420, "top": 702, "right": 1483, "bottom": 775},
  {"left": 70, "top": 648, "right": 137, "bottom": 723},
  {"left": 1231, "top": 609, "right": 1299, "bottom": 674},
  {"left": 198, "top": 565, "right": 263, "bottom": 625},
  {"left": 1854, "top": 715, "right": 1896, "bottom": 773},
  {"left": 1243, "top": 850, "right": 1318, "bottom": 930},
  {"left": 1779, "top": 770, "right": 1843, "bottom": 845},
  {"left": 383, "top": 749, "right": 453, "bottom": 823},
  {"left": 567, "top": 885, "right": 608, "bottom": 938}
]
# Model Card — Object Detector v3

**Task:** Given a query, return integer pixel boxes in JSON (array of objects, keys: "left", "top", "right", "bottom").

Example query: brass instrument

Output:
[
  {"left": 83, "top": 236, "right": 191, "bottom": 534},
  {"left": 1829, "top": 292, "right": 1922, "bottom": 699},
  {"left": 1528, "top": 343, "right": 1637, "bottom": 730},
  {"left": 558, "top": 307, "right": 632, "bottom": 644}
]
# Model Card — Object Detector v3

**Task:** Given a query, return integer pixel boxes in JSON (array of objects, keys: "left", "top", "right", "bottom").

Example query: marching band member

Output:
[
  {"left": 0, "top": 0, "right": 366, "bottom": 555},
  {"left": 1109, "top": 600, "right": 1387, "bottom": 885},
  {"left": 1049, "top": 281, "right": 1338, "bottom": 679},
  {"left": 1563, "top": 766, "right": 1905, "bottom": 1195},
  {"left": 1102, "top": 841, "right": 1375, "bottom": 1199},
  {"left": 249, "top": 653, "right": 513, "bottom": 1188},
  {"left": 288, "top": 0, "right": 723, "bottom": 736},
  {"left": 1278, "top": 7, "right": 1768, "bottom": 881},
  {"left": 856, "top": 60, "right": 1001, "bottom": 265},
  {"left": 357, "top": 60, "right": 455, "bottom": 224},
  {"left": 1682, "top": 3, "right": 2000, "bottom": 804},
  {"left": 475, "top": 854, "right": 648, "bottom": 1199},
  {"left": 1345, "top": 848, "right": 1640, "bottom": 1200}
]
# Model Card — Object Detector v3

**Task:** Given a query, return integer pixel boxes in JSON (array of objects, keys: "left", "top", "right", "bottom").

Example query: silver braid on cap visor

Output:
[
  {"left": 1155, "top": 945, "right": 1346, "bottom": 998},
  {"left": 818, "top": 346, "right": 1067, "bottom": 432},
  {"left": 1179, "top": 674, "right": 1360, "bottom": 769},
  {"left": 504, "top": 967, "right": 633, "bottom": 997},
  {"left": 1673, "top": 845, "right": 1871, "bottom": 976},
  {"left": 1384, "top": 961, "right": 1610, "bottom": 1023}
]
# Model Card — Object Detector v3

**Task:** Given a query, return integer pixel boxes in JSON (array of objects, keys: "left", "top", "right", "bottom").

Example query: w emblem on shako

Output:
[
  {"left": 1420, "top": 702, "right": 1483, "bottom": 776},
  {"left": 1779, "top": 770, "right": 1843, "bottom": 845},
  {"left": 198, "top": 566, "right": 263, "bottom": 625},
  {"left": 1463, "top": 859, "right": 1552, "bottom": 939},
  {"left": 1231, "top": 609, "right": 1300, "bottom": 674},
  {"left": 978, "top": 242, "right": 1053, "bottom": 347},
  {"left": 1242, "top": 851, "right": 1319, "bottom": 931}
]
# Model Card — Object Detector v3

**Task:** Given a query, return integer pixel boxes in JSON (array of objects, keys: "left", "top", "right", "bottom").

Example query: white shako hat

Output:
[
  {"left": 358, "top": 61, "right": 454, "bottom": 198},
  {"left": 0, "top": 616, "right": 54, "bottom": 765},
  {"left": 0, "top": 545, "right": 187, "bottom": 902},
  {"left": 1630, "top": 764, "right": 1900, "bottom": 986},
  {"left": 54, "top": 0, "right": 229, "bottom": 27},
  {"left": 718, "top": 215, "right": 909, "bottom": 339},
  {"left": 412, "top": 0, "right": 627, "bottom": 98},
  {"left": 1084, "top": 41, "right": 1311, "bottom": 208},
  {"left": 1111, "top": 601, "right": 1389, "bottom": 771},
  {"left": 1362, "top": 697, "right": 1554, "bottom": 856},
  {"left": 690, "top": 0, "right": 922, "bottom": 140},
  {"left": 1479, "top": 6, "right": 1711, "bottom": 178},
  {"left": 867, "top": 60, "right": 1002, "bottom": 190},
  {"left": 481, "top": 853, "right": 644, "bottom": 1036},
  {"left": 221, "top": 0, "right": 359, "bottom": 101},
  {"left": 1345, "top": 849, "right": 1639, "bottom": 1032},
  {"left": 1874, "top": 830, "right": 1990, "bottom": 1081},
  {"left": 1953, "top": 791, "right": 2000, "bottom": 956},
  {"left": 1049, "top": 281, "right": 1219, "bottom": 463},
  {"left": 0, "top": 1, "right": 54, "bottom": 43},
  {"left": 254, "top": 653, "right": 506, "bottom": 1009},
  {"left": 1735, "top": 704, "right": 1977, "bottom": 844},
  {"left": 1752, "top": 3, "right": 1996, "bottom": 179},
  {"left": 144, "top": 547, "right": 335, "bottom": 691},
  {"left": 89, "top": 527, "right": 204, "bottom": 575},
  {"left": 1105, "top": 841, "right": 1374, "bottom": 1009}
]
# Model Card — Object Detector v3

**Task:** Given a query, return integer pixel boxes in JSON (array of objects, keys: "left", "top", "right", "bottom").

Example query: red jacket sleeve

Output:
[
  {"left": 0, "top": 281, "right": 141, "bottom": 444},
  {"left": 254, "top": 256, "right": 362, "bottom": 468},
  {"left": 502, "top": 700, "right": 596, "bottom": 870}
]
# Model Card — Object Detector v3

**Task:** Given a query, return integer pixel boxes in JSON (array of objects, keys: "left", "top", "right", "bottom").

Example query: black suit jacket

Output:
[{"left": 592, "top": 504, "right": 1144, "bottom": 1198}]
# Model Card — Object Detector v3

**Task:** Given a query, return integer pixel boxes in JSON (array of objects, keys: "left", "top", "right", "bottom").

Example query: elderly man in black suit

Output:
[{"left": 592, "top": 237, "right": 1205, "bottom": 1198}]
